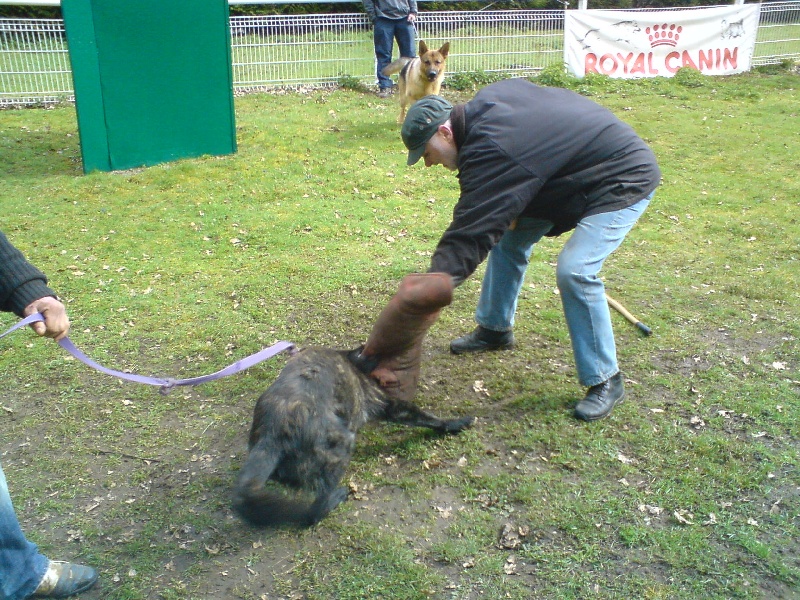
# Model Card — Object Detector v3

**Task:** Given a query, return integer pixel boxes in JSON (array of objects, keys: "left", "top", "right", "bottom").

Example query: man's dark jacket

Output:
[
  {"left": 362, "top": 0, "right": 417, "bottom": 22},
  {"left": 0, "top": 231, "right": 55, "bottom": 316},
  {"left": 429, "top": 78, "right": 661, "bottom": 284}
]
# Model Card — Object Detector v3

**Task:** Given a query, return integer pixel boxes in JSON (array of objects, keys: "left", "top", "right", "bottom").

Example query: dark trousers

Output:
[{"left": 373, "top": 17, "right": 416, "bottom": 89}]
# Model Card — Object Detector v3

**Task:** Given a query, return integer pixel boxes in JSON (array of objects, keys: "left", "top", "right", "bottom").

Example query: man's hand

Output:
[{"left": 23, "top": 296, "right": 70, "bottom": 341}]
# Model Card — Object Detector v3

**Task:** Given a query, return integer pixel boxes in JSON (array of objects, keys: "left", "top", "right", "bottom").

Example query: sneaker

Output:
[
  {"left": 377, "top": 87, "right": 394, "bottom": 98},
  {"left": 574, "top": 372, "right": 625, "bottom": 421},
  {"left": 32, "top": 561, "right": 98, "bottom": 598},
  {"left": 450, "top": 326, "right": 515, "bottom": 355}
]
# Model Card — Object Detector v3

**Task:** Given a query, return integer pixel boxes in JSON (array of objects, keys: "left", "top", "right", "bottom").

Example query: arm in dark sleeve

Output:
[
  {"left": 362, "top": 0, "right": 377, "bottom": 22},
  {"left": 0, "top": 231, "right": 56, "bottom": 317},
  {"left": 429, "top": 150, "right": 542, "bottom": 285}
]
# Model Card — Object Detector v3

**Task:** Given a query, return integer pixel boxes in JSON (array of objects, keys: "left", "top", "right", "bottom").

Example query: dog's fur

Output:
[
  {"left": 382, "top": 40, "right": 450, "bottom": 123},
  {"left": 232, "top": 347, "right": 474, "bottom": 527}
]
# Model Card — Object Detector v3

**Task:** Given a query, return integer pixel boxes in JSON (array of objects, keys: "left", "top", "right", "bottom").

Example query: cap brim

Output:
[{"left": 407, "top": 144, "right": 425, "bottom": 166}]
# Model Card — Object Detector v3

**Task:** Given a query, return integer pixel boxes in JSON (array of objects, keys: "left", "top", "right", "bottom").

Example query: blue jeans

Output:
[
  {"left": 373, "top": 17, "right": 416, "bottom": 89},
  {"left": 0, "top": 462, "right": 48, "bottom": 600},
  {"left": 474, "top": 193, "right": 653, "bottom": 387}
]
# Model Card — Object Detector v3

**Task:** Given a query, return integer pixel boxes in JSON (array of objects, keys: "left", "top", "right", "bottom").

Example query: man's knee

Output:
[{"left": 555, "top": 261, "right": 590, "bottom": 294}]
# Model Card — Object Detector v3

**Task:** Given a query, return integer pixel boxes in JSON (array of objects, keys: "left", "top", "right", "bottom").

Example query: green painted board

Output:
[{"left": 62, "top": 0, "right": 237, "bottom": 173}]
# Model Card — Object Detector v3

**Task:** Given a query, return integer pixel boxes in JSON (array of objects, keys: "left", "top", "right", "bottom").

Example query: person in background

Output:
[
  {"left": 357, "top": 79, "right": 660, "bottom": 422},
  {"left": 0, "top": 230, "right": 98, "bottom": 598},
  {"left": 362, "top": 0, "right": 417, "bottom": 97}
]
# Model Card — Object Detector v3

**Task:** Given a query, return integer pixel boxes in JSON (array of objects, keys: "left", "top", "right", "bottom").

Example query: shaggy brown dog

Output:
[{"left": 232, "top": 347, "right": 474, "bottom": 527}]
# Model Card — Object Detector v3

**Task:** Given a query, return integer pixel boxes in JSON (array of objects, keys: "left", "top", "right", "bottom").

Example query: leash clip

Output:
[{"left": 159, "top": 379, "right": 179, "bottom": 395}]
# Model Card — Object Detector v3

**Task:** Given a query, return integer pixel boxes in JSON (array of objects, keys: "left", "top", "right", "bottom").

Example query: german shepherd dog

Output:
[
  {"left": 232, "top": 347, "right": 474, "bottom": 527},
  {"left": 382, "top": 40, "right": 450, "bottom": 123}
]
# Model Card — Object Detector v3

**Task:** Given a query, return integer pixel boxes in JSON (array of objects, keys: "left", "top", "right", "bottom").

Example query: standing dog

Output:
[
  {"left": 232, "top": 347, "right": 474, "bottom": 527},
  {"left": 382, "top": 40, "right": 450, "bottom": 123}
]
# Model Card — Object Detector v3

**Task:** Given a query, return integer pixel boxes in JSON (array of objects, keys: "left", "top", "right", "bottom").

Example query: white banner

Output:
[{"left": 564, "top": 5, "right": 761, "bottom": 79}]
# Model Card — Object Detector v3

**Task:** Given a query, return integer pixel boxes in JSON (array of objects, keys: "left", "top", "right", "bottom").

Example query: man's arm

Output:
[
  {"left": 0, "top": 231, "right": 55, "bottom": 316},
  {"left": 362, "top": 0, "right": 377, "bottom": 23},
  {"left": 359, "top": 272, "right": 453, "bottom": 401},
  {"left": 0, "top": 230, "right": 69, "bottom": 340}
]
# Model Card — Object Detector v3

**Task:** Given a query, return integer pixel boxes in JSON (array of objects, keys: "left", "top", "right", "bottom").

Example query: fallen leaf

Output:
[
  {"left": 472, "top": 380, "right": 490, "bottom": 396},
  {"left": 503, "top": 556, "right": 517, "bottom": 575},
  {"left": 617, "top": 452, "right": 635, "bottom": 464},
  {"left": 639, "top": 504, "right": 663, "bottom": 516},
  {"left": 434, "top": 505, "right": 452, "bottom": 519},
  {"left": 498, "top": 522, "right": 529, "bottom": 549}
]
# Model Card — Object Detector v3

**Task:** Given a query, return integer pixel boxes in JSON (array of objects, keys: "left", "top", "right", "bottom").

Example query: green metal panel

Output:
[{"left": 62, "top": 0, "right": 237, "bottom": 173}]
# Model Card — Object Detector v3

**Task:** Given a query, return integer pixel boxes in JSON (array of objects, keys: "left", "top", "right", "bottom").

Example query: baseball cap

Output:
[{"left": 401, "top": 95, "right": 453, "bottom": 166}]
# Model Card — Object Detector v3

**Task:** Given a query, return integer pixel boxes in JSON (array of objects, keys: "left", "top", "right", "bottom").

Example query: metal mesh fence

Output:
[
  {"left": 753, "top": 1, "right": 800, "bottom": 64},
  {"left": 231, "top": 14, "right": 374, "bottom": 89},
  {"left": 415, "top": 10, "right": 564, "bottom": 75},
  {"left": 229, "top": 10, "right": 564, "bottom": 91},
  {"left": 0, "top": 18, "right": 72, "bottom": 105},
  {"left": 1, "top": 5, "right": 798, "bottom": 106}
]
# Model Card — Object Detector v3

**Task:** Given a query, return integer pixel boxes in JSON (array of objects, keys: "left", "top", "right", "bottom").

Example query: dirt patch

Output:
[{"left": 4, "top": 322, "right": 798, "bottom": 598}]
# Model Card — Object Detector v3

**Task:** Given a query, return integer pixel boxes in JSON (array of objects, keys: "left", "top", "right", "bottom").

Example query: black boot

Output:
[
  {"left": 574, "top": 372, "right": 625, "bottom": 421},
  {"left": 450, "top": 326, "right": 515, "bottom": 355}
]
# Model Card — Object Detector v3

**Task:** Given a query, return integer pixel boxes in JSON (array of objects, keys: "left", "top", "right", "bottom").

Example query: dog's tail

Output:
[
  {"left": 382, "top": 56, "right": 413, "bottom": 77},
  {"left": 232, "top": 440, "right": 317, "bottom": 527}
]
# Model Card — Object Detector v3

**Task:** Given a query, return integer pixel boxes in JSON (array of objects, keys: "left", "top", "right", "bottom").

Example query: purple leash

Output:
[{"left": 1, "top": 313, "right": 296, "bottom": 394}]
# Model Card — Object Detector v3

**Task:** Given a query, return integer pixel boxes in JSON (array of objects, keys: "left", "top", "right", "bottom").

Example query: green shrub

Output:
[
  {"left": 672, "top": 66, "right": 707, "bottom": 88},
  {"left": 337, "top": 73, "right": 371, "bottom": 93},
  {"left": 532, "top": 63, "right": 579, "bottom": 88},
  {"left": 446, "top": 70, "right": 507, "bottom": 92}
]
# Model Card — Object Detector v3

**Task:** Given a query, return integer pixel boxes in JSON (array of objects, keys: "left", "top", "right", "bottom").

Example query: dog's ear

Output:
[
  {"left": 419, "top": 40, "right": 429, "bottom": 55},
  {"left": 439, "top": 42, "right": 450, "bottom": 58}
]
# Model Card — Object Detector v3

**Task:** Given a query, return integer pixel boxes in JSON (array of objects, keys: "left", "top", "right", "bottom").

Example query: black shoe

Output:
[
  {"left": 574, "top": 372, "right": 625, "bottom": 421},
  {"left": 32, "top": 561, "right": 98, "bottom": 598},
  {"left": 450, "top": 326, "right": 515, "bottom": 355}
]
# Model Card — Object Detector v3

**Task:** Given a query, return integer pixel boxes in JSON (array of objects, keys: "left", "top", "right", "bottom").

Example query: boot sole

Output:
[{"left": 450, "top": 342, "right": 515, "bottom": 355}]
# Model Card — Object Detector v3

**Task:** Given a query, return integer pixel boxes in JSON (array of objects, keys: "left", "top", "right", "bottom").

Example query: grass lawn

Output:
[{"left": 0, "top": 64, "right": 798, "bottom": 599}]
